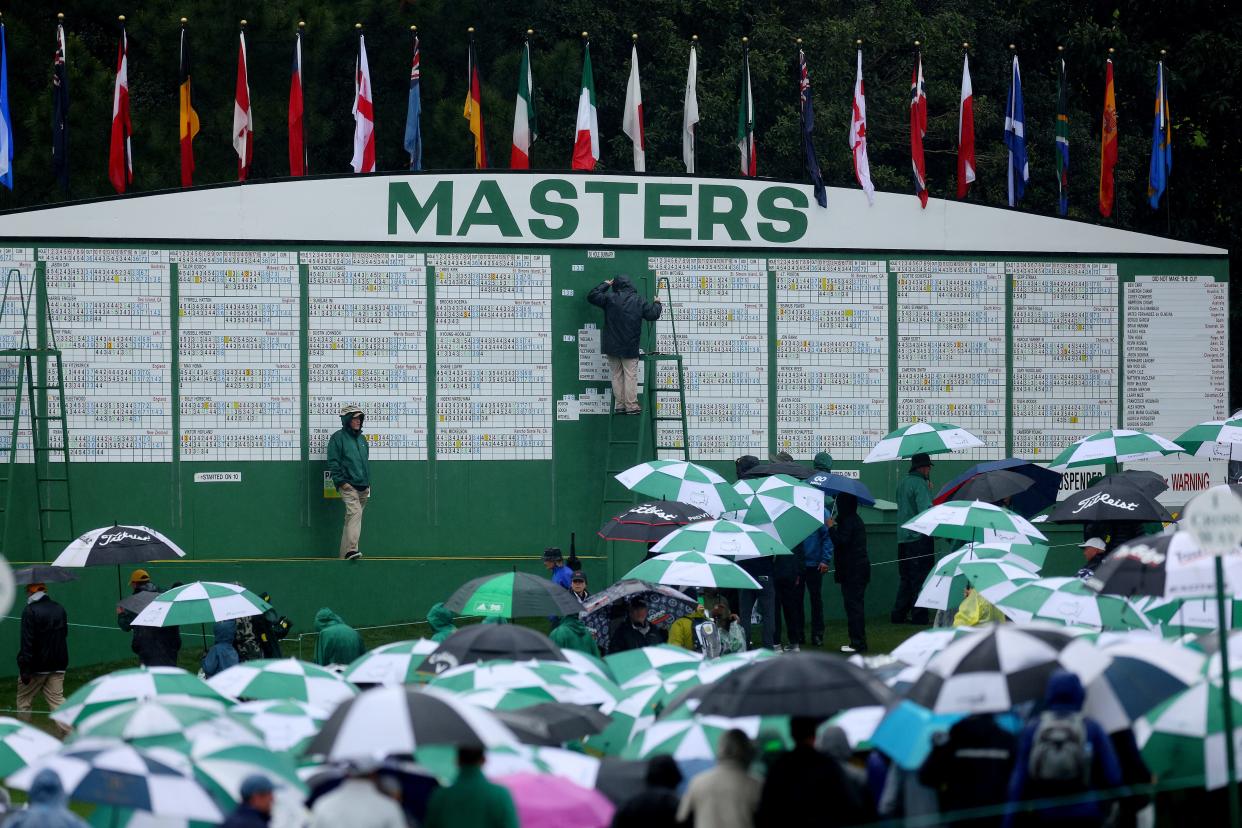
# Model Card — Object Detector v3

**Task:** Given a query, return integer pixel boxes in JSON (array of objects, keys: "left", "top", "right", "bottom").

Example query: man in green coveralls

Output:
[
  {"left": 424, "top": 747, "right": 519, "bottom": 828},
  {"left": 891, "top": 452, "right": 934, "bottom": 625},
  {"left": 327, "top": 404, "right": 371, "bottom": 560}
]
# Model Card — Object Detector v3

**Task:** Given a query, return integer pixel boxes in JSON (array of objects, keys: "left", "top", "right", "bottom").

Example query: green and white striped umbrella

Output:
[
  {"left": 863, "top": 422, "right": 985, "bottom": 463},
  {"left": 621, "top": 670, "right": 703, "bottom": 715},
  {"left": 587, "top": 672, "right": 702, "bottom": 756},
  {"left": 429, "top": 660, "right": 624, "bottom": 707},
  {"left": 1175, "top": 413, "right": 1242, "bottom": 458},
  {"left": 902, "top": 501, "right": 1047, "bottom": 544},
  {"left": 206, "top": 659, "right": 358, "bottom": 709},
  {"left": 615, "top": 460, "right": 748, "bottom": 517},
  {"left": 741, "top": 475, "right": 825, "bottom": 547},
  {"left": 1048, "top": 429, "right": 1183, "bottom": 472},
  {"left": 452, "top": 687, "right": 559, "bottom": 712},
  {"left": 343, "top": 638, "right": 438, "bottom": 686},
  {"left": 824, "top": 705, "right": 887, "bottom": 751},
  {"left": 623, "top": 551, "right": 762, "bottom": 590},
  {"left": 957, "top": 561, "right": 1042, "bottom": 608},
  {"left": 74, "top": 697, "right": 230, "bottom": 743},
  {"left": 0, "top": 717, "right": 63, "bottom": 777},
  {"left": 143, "top": 741, "right": 306, "bottom": 809},
  {"left": 649, "top": 520, "right": 791, "bottom": 560},
  {"left": 417, "top": 743, "right": 601, "bottom": 789},
  {"left": 53, "top": 667, "right": 233, "bottom": 728},
  {"left": 131, "top": 581, "right": 272, "bottom": 627},
  {"left": 230, "top": 699, "right": 332, "bottom": 754},
  {"left": 692, "top": 648, "right": 781, "bottom": 686},
  {"left": 1136, "top": 671, "right": 1242, "bottom": 791},
  {"left": 604, "top": 645, "right": 704, "bottom": 686},
  {"left": 621, "top": 714, "right": 790, "bottom": 761},
  {"left": 916, "top": 542, "right": 1048, "bottom": 611},
  {"left": 994, "top": 577, "right": 1152, "bottom": 631},
  {"left": 1139, "top": 596, "right": 1242, "bottom": 635}
]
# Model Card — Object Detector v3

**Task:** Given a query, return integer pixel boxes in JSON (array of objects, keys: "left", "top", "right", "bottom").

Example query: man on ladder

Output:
[{"left": 587, "top": 275, "right": 662, "bottom": 415}]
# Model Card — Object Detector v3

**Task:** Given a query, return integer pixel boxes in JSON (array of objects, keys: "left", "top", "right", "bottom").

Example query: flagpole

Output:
[{"left": 54, "top": 12, "right": 68, "bottom": 195}]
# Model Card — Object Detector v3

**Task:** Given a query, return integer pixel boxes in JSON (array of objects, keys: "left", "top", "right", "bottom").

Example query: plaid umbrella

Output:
[
  {"left": 598, "top": 501, "right": 714, "bottom": 544},
  {"left": 54, "top": 668, "right": 232, "bottom": 728},
  {"left": 615, "top": 461, "right": 748, "bottom": 516},
  {"left": 230, "top": 699, "right": 332, "bottom": 754},
  {"left": 863, "top": 422, "right": 985, "bottom": 463},
  {"left": 1174, "top": 413, "right": 1242, "bottom": 458},
  {"left": 902, "top": 500, "right": 1048, "bottom": 544},
  {"left": 343, "top": 639, "right": 439, "bottom": 686},
  {"left": 580, "top": 581, "right": 695, "bottom": 655},
  {"left": 1048, "top": 429, "right": 1183, "bottom": 472},
  {"left": 444, "top": 571, "right": 583, "bottom": 619},
  {"left": 8, "top": 738, "right": 223, "bottom": 822},
  {"left": 741, "top": 475, "right": 825, "bottom": 547},
  {"left": 206, "top": 659, "right": 358, "bottom": 709},
  {"left": 994, "top": 577, "right": 1152, "bottom": 630},
  {"left": 604, "top": 645, "right": 704, "bottom": 685},
  {"left": 622, "top": 551, "right": 762, "bottom": 590},
  {"left": 1136, "top": 671, "right": 1242, "bottom": 790},
  {"left": 649, "top": 520, "right": 791, "bottom": 560},
  {"left": 916, "top": 543, "right": 1047, "bottom": 611},
  {"left": 130, "top": 582, "right": 271, "bottom": 627},
  {"left": 0, "top": 717, "right": 62, "bottom": 777}
]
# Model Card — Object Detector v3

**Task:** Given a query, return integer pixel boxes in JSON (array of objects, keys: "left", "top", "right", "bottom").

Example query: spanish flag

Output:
[
  {"left": 178, "top": 21, "right": 200, "bottom": 188},
  {"left": 1098, "top": 57, "right": 1118, "bottom": 217},
  {"left": 463, "top": 35, "right": 488, "bottom": 169}
]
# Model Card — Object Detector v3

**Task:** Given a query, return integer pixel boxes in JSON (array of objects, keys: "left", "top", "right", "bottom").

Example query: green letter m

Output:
[{"left": 388, "top": 181, "right": 453, "bottom": 236}]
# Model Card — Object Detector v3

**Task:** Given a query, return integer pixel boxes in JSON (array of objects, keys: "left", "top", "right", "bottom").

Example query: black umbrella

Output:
[
  {"left": 595, "top": 758, "right": 650, "bottom": 806},
  {"left": 598, "top": 501, "right": 714, "bottom": 544},
  {"left": 580, "top": 580, "right": 694, "bottom": 653},
  {"left": 421, "top": 624, "right": 566, "bottom": 675},
  {"left": 51, "top": 525, "right": 187, "bottom": 567},
  {"left": 934, "top": 459, "right": 1062, "bottom": 517},
  {"left": 117, "top": 590, "right": 159, "bottom": 616},
  {"left": 1083, "top": 532, "right": 1186, "bottom": 597},
  {"left": 1051, "top": 480, "right": 1173, "bottom": 524},
  {"left": 12, "top": 566, "right": 76, "bottom": 585},
  {"left": 493, "top": 703, "right": 612, "bottom": 746},
  {"left": 741, "top": 462, "right": 813, "bottom": 480},
  {"left": 951, "top": 470, "right": 1035, "bottom": 504},
  {"left": 1090, "top": 470, "right": 1168, "bottom": 499},
  {"left": 443, "top": 571, "right": 583, "bottom": 619},
  {"left": 693, "top": 652, "right": 895, "bottom": 719}
]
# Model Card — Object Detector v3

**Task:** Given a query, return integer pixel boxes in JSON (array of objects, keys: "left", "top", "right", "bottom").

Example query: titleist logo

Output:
[
  {"left": 1071, "top": 491, "right": 1139, "bottom": 514},
  {"left": 1115, "top": 544, "right": 1165, "bottom": 566},
  {"left": 631, "top": 504, "right": 688, "bottom": 521},
  {"left": 98, "top": 530, "right": 151, "bottom": 546}
]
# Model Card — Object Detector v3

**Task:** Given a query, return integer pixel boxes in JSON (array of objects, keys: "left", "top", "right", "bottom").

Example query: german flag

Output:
[
  {"left": 463, "top": 33, "right": 488, "bottom": 169},
  {"left": 178, "top": 21, "right": 200, "bottom": 188}
]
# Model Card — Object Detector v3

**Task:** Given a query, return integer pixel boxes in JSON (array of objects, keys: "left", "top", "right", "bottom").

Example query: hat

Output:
[
  {"left": 571, "top": 572, "right": 586, "bottom": 583},
  {"left": 129, "top": 569, "right": 150, "bottom": 585},
  {"left": 812, "top": 451, "right": 834, "bottom": 472},
  {"left": 239, "top": 774, "right": 274, "bottom": 799},
  {"left": 909, "top": 453, "right": 934, "bottom": 470},
  {"left": 628, "top": 597, "right": 648, "bottom": 609},
  {"left": 340, "top": 404, "right": 364, "bottom": 417},
  {"left": 1079, "top": 537, "right": 1106, "bottom": 550},
  {"left": 542, "top": 547, "right": 563, "bottom": 562}
]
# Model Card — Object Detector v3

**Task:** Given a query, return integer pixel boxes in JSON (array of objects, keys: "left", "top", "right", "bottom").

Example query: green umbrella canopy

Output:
[
  {"left": 444, "top": 571, "right": 584, "bottom": 619},
  {"left": 130, "top": 581, "right": 271, "bottom": 627}
]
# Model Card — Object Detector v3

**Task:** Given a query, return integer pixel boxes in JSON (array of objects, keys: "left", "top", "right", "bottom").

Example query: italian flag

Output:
[
  {"left": 572, "top": 42, "right": 599, "bottom": 171},
  {"left": 510, "top": 40, "right": 536, "bottom": 169}
]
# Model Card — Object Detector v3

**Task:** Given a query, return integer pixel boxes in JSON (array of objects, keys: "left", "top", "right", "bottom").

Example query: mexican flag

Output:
[
  {"left": 572, "top": 42, "right": 599, "bottom": 171},
  {"left": 510, "top": 40, "right": 536, "bottom": 169}
]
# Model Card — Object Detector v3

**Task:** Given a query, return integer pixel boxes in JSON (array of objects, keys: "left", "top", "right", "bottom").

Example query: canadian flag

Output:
[
  {"left": 957, "top": 53, "right": 976, "bottom": 198},
  {"left": 232, "top": 30, "right": 254, "bottom": 181},
  {"left": 622, "top": 43, "right": 645, "bottom": 172},
  {"left": 108, "top": 26, "right": 132, "bottom": 194},
  {"left": 351, "top": 34, "right": 376, "bottom": 173},
  {"left": 848, "top": 49, "right": 874, "bottom": 204}
]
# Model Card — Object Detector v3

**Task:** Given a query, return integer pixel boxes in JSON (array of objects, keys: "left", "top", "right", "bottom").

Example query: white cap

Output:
[{"left": 1078, "top": 537, "right": 1106, "bottom": 549}]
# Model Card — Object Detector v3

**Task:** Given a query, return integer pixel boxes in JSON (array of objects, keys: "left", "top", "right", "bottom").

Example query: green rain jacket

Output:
[
  {"left": 549, "top": 615, "right": 600, "bottom": 658},
  {"left": 424, "top": 766, "right": 519, "bottom": 828},
  {"left": 326, "top": 412, "right": 370, "bottom": 489},
  {"left": 427, "top": 602, "right": 457, "bottom": 643},
  {"left": 896, "top": 470, "right": 934, "bottom": 544},
  {"left": 313, "top": 608, "right": 365, "bottom": 666}
]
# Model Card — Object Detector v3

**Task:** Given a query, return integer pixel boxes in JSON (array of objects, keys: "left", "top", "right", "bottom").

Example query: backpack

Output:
[
  {"left": 1027, "top": 711, "right": 1091, "bottom": 787},
  {"left": 692, "top": 617, "right": 721, "bottom": 658},
  {"left": 234, "top": 616, "right": 264, "bottom": 662}
]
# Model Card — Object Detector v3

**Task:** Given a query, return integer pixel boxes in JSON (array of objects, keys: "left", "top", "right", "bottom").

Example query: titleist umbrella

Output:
[
  {"left": 598, "top": 501, "right": 714, "bottom": 543},
  {"left": 53, "top": 525, "right": 187, "bottom": 567},
  {"left": 1051, "top": 481, "right": 1172, "bottom": 524}
]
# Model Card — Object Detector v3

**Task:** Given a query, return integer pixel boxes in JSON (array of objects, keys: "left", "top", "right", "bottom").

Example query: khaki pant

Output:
[
  {"left": 17, "top": 673, "right": 69, "bottom": 732},
  {"left": 338, "top": 484, "right": 370, "bottom": 558},
  {"left": 607, "top": 356, "right": 640, "bottom": 412}
]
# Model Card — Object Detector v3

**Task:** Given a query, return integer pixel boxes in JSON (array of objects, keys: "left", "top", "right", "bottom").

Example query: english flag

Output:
[
  {"left": 351, "top": 33, "right": 376, "bottom": 174},
  {"left": 289, "top": 27, "right": 306, "bottom": 177},
  {"left": 510, "top": 38, "right": 535, "bottom": 169},
  {"left": 848, "top": 48, "right": 874, "bottom": 204},
  {"left": 1099, "top": 57, "right": 1118, "bottom": 217},
  {"left": 107, "top": 24, "right": 132, "bottom": 194},
  {"left": 572, "top": 41, "right": 599, "bottom": 171},
  {"left": 910, "top": 51, "right": 929, "bottom": 207},
  {"left": 622, "top": 42, "right": 645, "bottom": 172},
  {"left": 957, "top": 52, "right": 975, "bottom": 198},
  {"left": 233, "top": 29, "right": 254, "bottom": 181}
]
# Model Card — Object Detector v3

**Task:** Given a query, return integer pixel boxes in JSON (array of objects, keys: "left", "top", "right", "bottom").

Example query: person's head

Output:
[
  {"left": 542, "top": 547, "right": 563, "bottom": 571},
  {"left": 239, "top": 774, "right": 275, "bottom": 815},
  {"left": 628, "top": 598, "right": 648, "bottom": 626},
  {"left": 340, "top": 404, "right": 365, "bottom": 433},
  {"left": 457, "top": 746, "right": 486, "bottom": 768},
  {"left": 909, "top": 453, "right": 934, "bottom": 479},
  {"left": 645, "top": 755, "right": 682, "bottom": 790},
  {"left": 28, "top": 768, "right": 67, "bottom": 808},
  {"left": 612, "top": 274, "right": 634, "bottom": 292},
  {"left": 571, "top": 572, "right": 587, "bottom": 595},
  {"left": 813, "top": 451, "right": 834, "bottom": 472},
  {"left": 790, "top": 716, "right": 823, "bottom": 748},
  {"left": 815, "top": 724, "right": 853, "bottom": 762},
  {"left": 1043, "top": 669, "right": 1086, "bottom": 712},
  {"left": 836, "top": 492, "right": 859, "bottom": 518},
  {"left": 716, "top": 728, "right": 755, "bottom": 766},
  {"left": 735, "top": 454, "right": 760, "bottom": 480},
  {"left": 770, "top": 451, "right": 794, "bottom": 463},
  {"left": 1079, "top": 537, "right": 1106, "bottom": 561},
  {"left": 26, "top": 583, "right": 46, "bottom": 597},
  {"left": 129, "top": 569, "right": 151, "bottom": 590},
  {"left": 710, "top": 596, "right": 732, "bottom": 628}
]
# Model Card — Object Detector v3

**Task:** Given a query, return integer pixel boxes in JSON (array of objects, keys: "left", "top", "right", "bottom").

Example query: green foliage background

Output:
[{"left": 0, "top": 0, "right": 1236, "bottom": 399}]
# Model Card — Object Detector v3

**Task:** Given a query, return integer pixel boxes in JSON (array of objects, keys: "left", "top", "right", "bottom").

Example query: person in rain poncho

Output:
[
  {"left": 313, "top": 608, "right": 364, "bottom": 667},
  {"left": 892, "top": 453, "right": 935, "bottom": 626},
  {"left": 201, "top": 620, "right": 240, "bottom": 678},
  {"left": 426, "top": 602, "right": 457, "bottom": 643},
  {"left": 549, "top": 612, "right": 601, "bottom": 658},
  {"left": 953, "top": 585, "right": 1007, "bottom": 627},
  {"left": 6, "top": 769, "right": 90, "bottom": 827},
  {"left": 710, "top": 597, "right": 747, "bottom": 655},
  {"left": 327, "top": 404, "right": 371, "bottom": 560},
  {"left": 424, "top": 747, "right": 519, "bottom": 828},
  {"left": 586, "top": 274, "right": 662, "bottom": 415}
]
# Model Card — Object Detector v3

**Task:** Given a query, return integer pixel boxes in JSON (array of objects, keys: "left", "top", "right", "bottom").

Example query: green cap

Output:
[{"left": 812, "top": 452, "right": 834, "bottom": 472}]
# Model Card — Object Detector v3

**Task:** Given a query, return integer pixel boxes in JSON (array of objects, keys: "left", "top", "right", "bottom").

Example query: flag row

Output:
[{"left": 3, "top": 20, "right": 1174, "bottom": 216}]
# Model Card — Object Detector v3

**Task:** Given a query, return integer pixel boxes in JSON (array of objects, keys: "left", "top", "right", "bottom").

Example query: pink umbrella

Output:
[{"left": 496, "top": 772, "right": 615, "bottom": 828}]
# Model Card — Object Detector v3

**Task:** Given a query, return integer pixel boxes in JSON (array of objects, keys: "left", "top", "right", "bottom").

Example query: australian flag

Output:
[{"left": 799, "top": 48, "right": 826, "bottom": 207}]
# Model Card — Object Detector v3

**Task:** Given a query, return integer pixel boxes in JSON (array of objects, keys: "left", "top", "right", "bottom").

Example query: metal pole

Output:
[{"left": 1215, "top": 553, "right": 1239, "bottom": 826}]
